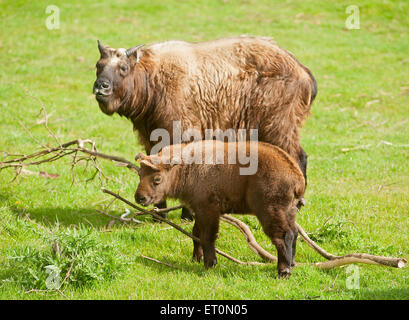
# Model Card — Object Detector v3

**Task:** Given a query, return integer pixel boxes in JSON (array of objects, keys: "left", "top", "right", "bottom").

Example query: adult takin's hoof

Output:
[{"left": 181, "top": 207, "right": 194, "bottom": 221}]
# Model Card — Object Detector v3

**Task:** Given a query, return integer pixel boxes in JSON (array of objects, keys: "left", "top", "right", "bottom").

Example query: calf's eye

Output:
[{"left": 153, "top": 175, "right": 162, "bottom": 185}]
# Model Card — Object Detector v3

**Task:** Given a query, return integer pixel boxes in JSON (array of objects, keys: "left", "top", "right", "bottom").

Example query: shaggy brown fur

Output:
[
  {"left": 134, "top": 141, "right": 305, "bottom": 277},
  {"left": 93, "top": 36, "right": 317, "bottom": 180}
]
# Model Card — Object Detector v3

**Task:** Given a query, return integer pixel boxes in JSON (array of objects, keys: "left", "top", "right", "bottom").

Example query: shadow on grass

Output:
[
  {"left": 6, "top": 202, "right": 156, "bottom": 229},
  {"left": 1, "top": 188, "right": 177, "bottom": 229},
  {"left": 134, "top": 254, "right": 276, "bottom": 280},
  {"left": 9, "top": 204, "right": 110, "bottom": 227}
]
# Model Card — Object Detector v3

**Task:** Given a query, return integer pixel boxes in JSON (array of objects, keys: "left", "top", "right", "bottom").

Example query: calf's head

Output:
[
  {"left": 134, "top": 153, "right": 171, "bottom": 207},
  {"left": 93, "top": 41, "right": 144, "bottom": 115}
]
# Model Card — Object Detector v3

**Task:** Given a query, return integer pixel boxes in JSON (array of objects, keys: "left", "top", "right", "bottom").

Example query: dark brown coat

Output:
[{"left": 134, "top": 141, "right": 305, "bottom": 277}]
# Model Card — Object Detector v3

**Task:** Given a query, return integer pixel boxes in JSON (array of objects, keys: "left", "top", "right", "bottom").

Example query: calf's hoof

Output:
[
  {"left": 193, "top": 251, "right": 203, "bottom": 263},
  {"left": 204, "top": 257, "right": 217, "bottom": 269}
]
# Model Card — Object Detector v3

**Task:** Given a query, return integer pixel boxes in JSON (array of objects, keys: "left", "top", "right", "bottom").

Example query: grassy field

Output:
[{"left": 0, "top": 0, "right": 408, "bottom": 300}]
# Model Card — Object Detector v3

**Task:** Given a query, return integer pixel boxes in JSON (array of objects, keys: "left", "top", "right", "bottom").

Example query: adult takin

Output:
[
  {"left": 134, "top": 140, "right": 305, "bottom": 278},
  {"left": 93, "top": 36, "right": 316, "bottom": 218}
]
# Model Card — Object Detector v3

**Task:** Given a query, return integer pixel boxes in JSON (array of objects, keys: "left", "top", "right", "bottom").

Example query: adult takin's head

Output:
[{"left": 93, "top": 41, "right": 144, "bottom": 115}]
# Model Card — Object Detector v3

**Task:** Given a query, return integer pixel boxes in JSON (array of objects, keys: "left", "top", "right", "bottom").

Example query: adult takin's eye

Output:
[
  {"left": 153, "top": 175, "right": 162, "bottom": 185},
  {"left": 119, "top": 64, "right": 128, "bottom": 75}
]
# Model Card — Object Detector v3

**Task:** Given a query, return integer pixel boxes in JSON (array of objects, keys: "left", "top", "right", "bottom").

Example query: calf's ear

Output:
[
  {"left": 135, "top": 152, "right": 148, "bottom": 161},
  {"left": 140, "top": 159, "right": 160, "bottom": 171}
]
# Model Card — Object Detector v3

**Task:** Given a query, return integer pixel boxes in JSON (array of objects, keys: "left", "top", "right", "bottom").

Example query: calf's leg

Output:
[
  {"left": 256, "top": 207, "right": 295, "bottom": 278},
  {"left": 286, "top": 206, "right": 298, "bottom": 267},
  {"left": 291, "top": 229, "right": 298, "bottom": 267},
  {"left": 192, "top": 221, "right": 203, "bottom": 262},
  {"left": 194, "top": 207, "right": 220, "bottom": 269},
  {"left": 273, "top": 231, "right": 295, "bottom": 278}
]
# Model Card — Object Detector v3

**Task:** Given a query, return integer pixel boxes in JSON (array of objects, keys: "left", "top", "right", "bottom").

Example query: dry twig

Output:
[
  {"left": 140, "top": 255, "right": 179, "bottom": 269},
  {"left": 0, "top": 138, "right": 140, "bottom": 185}
]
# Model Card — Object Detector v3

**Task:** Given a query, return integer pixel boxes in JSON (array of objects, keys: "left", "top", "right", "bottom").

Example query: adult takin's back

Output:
[{"left": 134, "top": 141, "right": 305, "bottom": 277}]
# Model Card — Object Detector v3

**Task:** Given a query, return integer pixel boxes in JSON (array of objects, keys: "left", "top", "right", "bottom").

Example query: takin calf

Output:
[{"left": 134, "top": 140, "right": 305, "bottom": 277}]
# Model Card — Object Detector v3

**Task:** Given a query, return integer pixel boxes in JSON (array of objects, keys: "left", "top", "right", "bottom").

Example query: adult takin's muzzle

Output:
[{"left": 93, "top": 78, "right": 112, "bottom": 99}]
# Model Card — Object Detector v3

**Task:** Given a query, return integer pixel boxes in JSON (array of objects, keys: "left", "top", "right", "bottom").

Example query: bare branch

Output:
[
  {"left": 140, "top": 255, "right": 179, "bottom": 269},
  {"left": 221, "top": 214, "right": 277, "bottom": 263},
  {"left": 0, "top": 139, "right": 140, "bottom": 182},
  {"left": 296, "top": 222, "right": 406, "bottom": 268}
]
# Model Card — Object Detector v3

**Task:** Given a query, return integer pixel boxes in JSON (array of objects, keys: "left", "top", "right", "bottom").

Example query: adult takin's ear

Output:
[{"left": 126, "top": 44, "right": 145, "bottom": 61}]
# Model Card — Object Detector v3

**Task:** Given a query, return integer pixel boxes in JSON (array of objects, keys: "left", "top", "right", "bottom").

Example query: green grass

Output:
[{"left": 1, "top": 0, "right": 408, "bottom": 299}]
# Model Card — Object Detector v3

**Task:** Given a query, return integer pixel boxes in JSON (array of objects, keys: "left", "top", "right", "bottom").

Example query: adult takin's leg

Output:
[
  {"left": 153, "top": 201, "right": 194, "bottom": 221},
  {"left": 297, "top": 146, "right": 308, "bottom": 187},
  {"left": 153, "top": 200, "right": 168, "bottom": 221}
]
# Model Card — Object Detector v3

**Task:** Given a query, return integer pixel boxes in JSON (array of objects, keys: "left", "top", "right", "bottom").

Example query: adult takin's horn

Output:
[
  {"left": 97, "top": 40, "right": 106, "bottom": 55},
  {"left": 126, "top": 44, "right": 145, "bottom": 57}
]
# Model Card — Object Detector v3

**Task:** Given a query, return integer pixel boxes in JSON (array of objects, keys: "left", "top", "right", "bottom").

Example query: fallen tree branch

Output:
[
  {"left": 314, "top": 256, "right": 407, "bottom": 269},
  {"left": 296, "top": 222, "right": 406, "bottom": 268},
  {"left": 221, "top": 215, "right": 277, "bottom": 263},
  {"left": 296, "top": 222, "right": 338, "bottom": 260},
  {"left": 0, "top": 139, "right": 140, "bottom": 173},
  {"left": 220, "top": 216, "right": 406, "bottom": 268}
]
